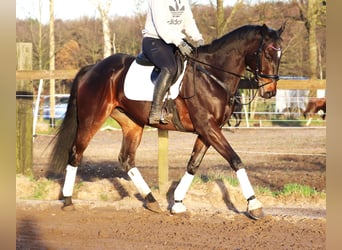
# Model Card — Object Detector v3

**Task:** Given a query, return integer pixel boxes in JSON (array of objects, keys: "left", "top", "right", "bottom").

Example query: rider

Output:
[{"left": 142, "top": 0, "right": 204, "bottom": 125}]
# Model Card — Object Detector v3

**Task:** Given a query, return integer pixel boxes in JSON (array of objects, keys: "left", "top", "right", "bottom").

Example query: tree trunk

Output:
[
  {"left": 307, "top": 0, "right": 318, "bottom": 80},
  {"left": 101, "top": 11, "right": 111, "bottom": 58},
  {"left": 93, "top": 0, "right": 112, "bottom": 58},
  {"left": 216, "top": 0, "right": 224, "bottom": 37},
  {"left": 216, "top": 0, "right": 243, "bottom": 37}
]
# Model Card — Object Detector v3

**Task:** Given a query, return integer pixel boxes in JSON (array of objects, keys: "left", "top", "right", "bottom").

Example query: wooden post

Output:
[
  {"left": 16, "top": 43, "right": 33, "bottom": 175},
  {"left": 158, "top": 129, "right": 169, "bottom": 193},
  {"left": 49, "top": 0, "right": 56, "bottom": 128}
]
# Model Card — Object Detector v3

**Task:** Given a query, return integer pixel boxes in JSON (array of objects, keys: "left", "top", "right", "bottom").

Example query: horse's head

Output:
[{"left": 246, "top": 23, "right": 285, "bottom": 99}]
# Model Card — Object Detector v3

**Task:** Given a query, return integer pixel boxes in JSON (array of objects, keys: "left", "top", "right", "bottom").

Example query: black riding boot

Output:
[{"left": 149, "top": 69, "right": 172, "bottom": 125}]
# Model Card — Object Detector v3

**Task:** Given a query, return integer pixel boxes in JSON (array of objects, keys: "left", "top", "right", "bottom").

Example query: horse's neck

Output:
[{"left": 197, "top": 51, "right": 244, "bottom": 94}]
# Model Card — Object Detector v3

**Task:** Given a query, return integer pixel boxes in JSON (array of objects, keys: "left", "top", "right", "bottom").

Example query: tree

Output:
[
  {"left": 16, "top": 1, "right": 326, "bottom": 79},
  {"left": 216, "top": 0, "right": 244, "bottom": 37},
  {"left": 89, "top": 0, "right": 112, "bottom": 58},
  {"left": 56, "top": 39, "right": 81, "bottom": 69},
  {"left": 295, "top": 0, "right": 326, "bottom": 79}
]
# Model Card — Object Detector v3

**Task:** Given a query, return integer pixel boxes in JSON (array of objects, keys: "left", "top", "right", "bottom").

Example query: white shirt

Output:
[{"left": 142, "top": 0, "right": 203, "bottom": 46}]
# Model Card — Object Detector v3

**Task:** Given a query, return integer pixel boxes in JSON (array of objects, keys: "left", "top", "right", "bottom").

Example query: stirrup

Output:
[
  {"left": 159, "top": 116, "right": 168, "bottom": 125},
  {"left": 149, "top": 117, "right": 168, "bottom": 125},
  {"left": 148, "top": 110, "right": 168, "bottom": 125}
]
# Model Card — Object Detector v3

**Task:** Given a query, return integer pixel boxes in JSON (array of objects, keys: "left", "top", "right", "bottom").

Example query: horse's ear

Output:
[
  {"left": 277, "top": 21, "right": 287, "bottom": 36},
  {"left": 260, "top": 24, "right": 269, "bottom": 37}
]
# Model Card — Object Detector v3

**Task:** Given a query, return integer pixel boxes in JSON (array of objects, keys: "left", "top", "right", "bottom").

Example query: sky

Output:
[{"left": 16, "top": 0, "right": 264, "bottom": 24}]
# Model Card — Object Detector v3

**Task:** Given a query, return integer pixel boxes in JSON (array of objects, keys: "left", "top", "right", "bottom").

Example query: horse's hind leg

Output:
[
  {"left": 171, "top": 135, "right": 209, "bottom": 214},
  {"left": 111, "top": 109, "right": 162, "bottom": 213},
  {"left": 62, "top": 123, "right": 107, "bottom": 208},
  {"left": 62, "top": 104, "right": 114, "bottom": 208}
]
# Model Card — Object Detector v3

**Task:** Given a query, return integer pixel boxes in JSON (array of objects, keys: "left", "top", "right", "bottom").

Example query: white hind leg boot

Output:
[
  {"left": 171, "top": 172, "right": 194, "bottom": 213},
  {"left": 62, "top": 165, "right": 78, "bottom": 197}
]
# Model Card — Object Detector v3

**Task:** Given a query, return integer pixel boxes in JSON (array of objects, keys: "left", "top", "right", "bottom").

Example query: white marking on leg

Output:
[
  {"left": 306, "top": 117, "right": 312, "bottom": 126},
  {"left": 128, "top": 167, "right": 152, "bottom": 198},
  {"left": 62, "top": 165, "right": 78, "bottom": 197}
]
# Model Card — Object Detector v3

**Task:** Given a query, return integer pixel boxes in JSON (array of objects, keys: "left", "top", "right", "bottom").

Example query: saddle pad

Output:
[{"left": 124, "top": 61, "right": 187, "bottom": 101}]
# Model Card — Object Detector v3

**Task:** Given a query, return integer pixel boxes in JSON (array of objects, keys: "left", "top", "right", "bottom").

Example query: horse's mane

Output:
[
  {"left": 201, "top": 24, "right": 278, "bottom": 54},
  {"left": 201, "top": 25, "right": 259, "bottom": 53}
]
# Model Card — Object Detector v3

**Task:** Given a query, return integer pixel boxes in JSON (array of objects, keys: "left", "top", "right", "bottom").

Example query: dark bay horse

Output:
[{"left": 50, "top": 24, "right": 285, "bottom": 220}]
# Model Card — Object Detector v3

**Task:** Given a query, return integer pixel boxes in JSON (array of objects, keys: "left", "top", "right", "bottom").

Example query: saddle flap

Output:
[{"left": 124, "top": 61, "right": 187, "bottom": 101}]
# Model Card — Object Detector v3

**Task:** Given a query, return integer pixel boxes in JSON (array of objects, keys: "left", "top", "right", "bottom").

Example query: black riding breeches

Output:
[{"left": 142, "top": 37, "right": 178, "bottom": 77}]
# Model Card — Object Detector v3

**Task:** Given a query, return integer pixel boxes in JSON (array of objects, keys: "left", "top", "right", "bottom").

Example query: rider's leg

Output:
[
  {"left": 142, "top": 37, "right": 177, "bottom": 125},
  {"left": 148, "top": 68, "right": 173, "bottom": 125}
]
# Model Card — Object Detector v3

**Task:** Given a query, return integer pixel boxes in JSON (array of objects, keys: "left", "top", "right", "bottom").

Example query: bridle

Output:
[
  {"left": 187, "top": 37, "right": 282, "bottom": 96},
  {"left": 253, "top": 38, "right": 281, "bottom": 82}
]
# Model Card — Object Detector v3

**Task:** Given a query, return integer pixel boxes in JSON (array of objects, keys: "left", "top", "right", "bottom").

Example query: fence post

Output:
[
  {"left": 16, "top": 43, "right": 33, "bottom": 175},
  {"left": 158, "top": 129, "right": 168, "bottom": 193}
]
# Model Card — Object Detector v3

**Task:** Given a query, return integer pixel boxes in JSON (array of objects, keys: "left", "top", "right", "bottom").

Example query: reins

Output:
[{"left": 186, "top": 55, "right": 261, "bottom": 106}]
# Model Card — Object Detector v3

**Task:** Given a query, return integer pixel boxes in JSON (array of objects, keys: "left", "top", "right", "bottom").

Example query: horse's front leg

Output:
[
  {"left": 112, "top": 109, "right": 162, "bottom": 213},
  {"left": 171, "top": 135, "right": 209, "bottom": 214}
]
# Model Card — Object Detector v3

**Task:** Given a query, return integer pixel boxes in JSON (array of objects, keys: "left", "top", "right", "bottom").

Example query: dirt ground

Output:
[{"left": 16, "top": 127, "right": 326, "bottom": 249}]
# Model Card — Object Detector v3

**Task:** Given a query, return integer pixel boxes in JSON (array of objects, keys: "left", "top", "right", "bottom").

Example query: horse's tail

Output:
[{"left": 49, "top": 65, "right": 93, "bottom": 173}]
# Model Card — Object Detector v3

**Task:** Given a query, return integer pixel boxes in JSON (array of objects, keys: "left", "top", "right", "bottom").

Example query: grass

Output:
[
  {"left": 31, "top": 179, "right": 54, "bottom": 200},
  {"left": 18, "top": 173, "right": 325, "bottom": 201},
  {"left": 193, "top": 174, "right": 239, "bottom": 187},
  {"left": 100, "top": 194, "right": 109, "bottom": 201},
  {"left": 193, "top": 174, "right": 324, "bottom": 199},
  {"left": 274, "top": 183, "right": 320, "bottom": 198}
]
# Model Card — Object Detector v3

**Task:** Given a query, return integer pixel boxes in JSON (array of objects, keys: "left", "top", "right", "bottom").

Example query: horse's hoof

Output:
[
  {"left": 144, "top": 193, "right": 162, "bottom": 213},
  {"left": 61, "top": 196, "right": 75, "bottom": 211},
  {"left": 247, "top": 207, "right": 264, "bottom": 220},
  {"left": 62, "top": 203, "right": 75, "bottom": 211},
  {"left": 247, "top": 198, "right": 264, "bottom": 220},
  {"left": 171, "top": 202, "right": 187, "bottom": 214},
  {"left": 145, "top": 201, "right": 162, "bottom": 213}
]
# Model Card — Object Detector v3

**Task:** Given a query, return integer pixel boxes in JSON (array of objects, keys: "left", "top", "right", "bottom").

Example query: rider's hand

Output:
[
  {"left": 178, "top": 40, "right": 193, "bottom": 57},
  {"left": 197, "top": 39, "right": 204, "bottom": 47}
]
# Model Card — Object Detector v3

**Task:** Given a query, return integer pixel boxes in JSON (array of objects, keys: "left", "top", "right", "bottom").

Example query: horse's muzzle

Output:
[{"left": 259, "top": 87, "right": 276, "bottom": 99}]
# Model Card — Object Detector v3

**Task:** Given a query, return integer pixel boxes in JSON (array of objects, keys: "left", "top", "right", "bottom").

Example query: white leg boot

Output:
[
  {"left": 128, "top": 167, "right": 162, "bottom": 213},
  {"left": 171, "top": 172, "right": 194, "bottom": 214},
  {"left": 62, "top": 165, "right": 78, "bottom": 197},
  {"left": 62, "top": 165, "right": 78, "bottom": 208},
  {"left": 236, "top": 168, "right": 264, "bottom": 219}
]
